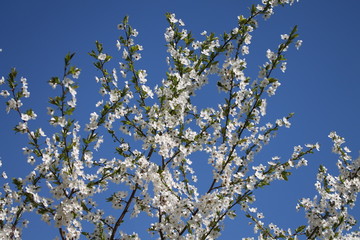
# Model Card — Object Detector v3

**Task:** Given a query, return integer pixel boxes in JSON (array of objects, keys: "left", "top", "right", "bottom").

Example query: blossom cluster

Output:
[
  {"left": 296, "top": 132, "right": 360, "bottom": 239},
  {"left": 0, "top": 0, "right": 358, "bottom": 239}
]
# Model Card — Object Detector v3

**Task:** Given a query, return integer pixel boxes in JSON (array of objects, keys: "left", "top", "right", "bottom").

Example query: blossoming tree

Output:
[{"left": 0, "top": 0, "right": 359, "bottom": 239}]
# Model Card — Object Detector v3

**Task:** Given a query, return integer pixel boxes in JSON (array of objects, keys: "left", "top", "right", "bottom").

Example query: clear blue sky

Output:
[{"left": 0, "top": 0, "right": 359, "bottom": 239}]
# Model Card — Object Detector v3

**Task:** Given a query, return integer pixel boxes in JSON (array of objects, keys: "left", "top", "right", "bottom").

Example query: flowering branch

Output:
[{"left": 0, "top": 0, "right": 358, "bottom": 239}]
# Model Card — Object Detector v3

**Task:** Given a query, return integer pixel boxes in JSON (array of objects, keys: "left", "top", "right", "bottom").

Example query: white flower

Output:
[
  {"left": 266, "top": 49, "right": 277, "bottom": 61},
  {"left": 241, "top": 45, "right": 249, "bottom": 55},
  {"left": 99, "top": 87, "right": 107, "bottom": 96},
  {"left": 122, "top": 49, "right": 129, "bottom": 59},
  {"left": 94, "top": 136, "right": 104, "bottom": 151},
  {"left": 244, "top": 33, "right": 252, "bottom": 44},
  {"left": 6, "top": 98, "right": 22, "bottom": 113},
  {"left": 0, "top": 90, "right": 10, "bottom": 97},
  {"left": 120, "top": 143, "right": 129, "bottom": 151},
  {"left": 38, "top": 128, "right": 46, "bottom": 137},
  {"left": 164, "top": 27, "right": 175, "bottom": 42},
  {"left": 120, "top": 70, "right": 127, "bottom": 78},
  {"left": 281, "top": 34, "right": 289, "bottom": 40},
  {"left": 95, "top": 100, "right": 103, "bottom": 107},
  {"left": 283, "top": 117, "right": 291, "bottom": 128},
  {"left": 295, "top": 40, "right": 303, "bottom": 50},
  {"left": 117, "top": 23, "right": 125, "bottom": 30},
  {"left": 119, "top": 62, "right": 126, "bottom": 69},
  {"left": 168, "top": 13, "right": 178, "bottom": 23},
  {"left": 47, "top": 107, "right": 54, "bottom": 115},
  {"left": 26, "top": 156, "right": 35, "bottom": 165},
  {"left": 98, "top": 53, "right": 107, "bottom": 61},
  {"left": 133, "top": 52, "right": 141, "bottom": 61},
  {"left": 21, "top": 113, "right": 30, "bottom": 121},
  {"left": 72, "top": 68, "right": 81, "bottom": 79},
  {"left": 131, "top": 29, "right": 138, "bottom": 37},
  {"left": 85, "top": 112, "right": 99, "bottom": 131},
  {"left": 141, "top": 85, "right": 153, "bottom": 98},
  {"left": 138, "top": 70, "right": 147, "bottom": 84}
]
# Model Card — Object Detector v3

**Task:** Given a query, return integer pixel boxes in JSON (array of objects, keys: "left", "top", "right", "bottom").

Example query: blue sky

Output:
[{"left": 0, "top": 0, "right": 359, "bottom": 239}]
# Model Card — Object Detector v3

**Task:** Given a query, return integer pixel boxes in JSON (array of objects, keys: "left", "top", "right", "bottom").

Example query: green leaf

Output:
[
  {"left": 81, "top": 201, "right": 90, "bottom": 212},
  {"left": 290, "top": 25, "right": 298, "bottom": 35},
  {"left": 65, "top": 52, "right": 75, "bottom": 66},
  {"left": 250, "top": 4, "right": 256, "bottom": 15},
  {"left": 130, "top": 45, "right": 139, "bottom": 52},
  {"left": 12, "top": 178, "right": 23, "bottom": 190},
  {"left": 295, "top": 225, "right": 306, "bottom": 233},
  {"left": 281, "top": 171, "right": 291, "bottom": 181},
  {"left": 105, "top": 196, "right": 114, "bottom": 202},
  {"left": 64, "top": 107, "right": 75, "bottom": 115},
  {"left": 88, "top": 50, "right": 98, "bottom": 59},
  {"left": 93, "top": 62, "right": 102, "bottom": 70},
  {"left": 95, "top": 41, "right": 103, "bottom": 53},
  {"left": 123, "top": 15, "right": 129, "bottom": 25},
  {"left": 268, "top": 77, "right": 278, "bottom": 83}
]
